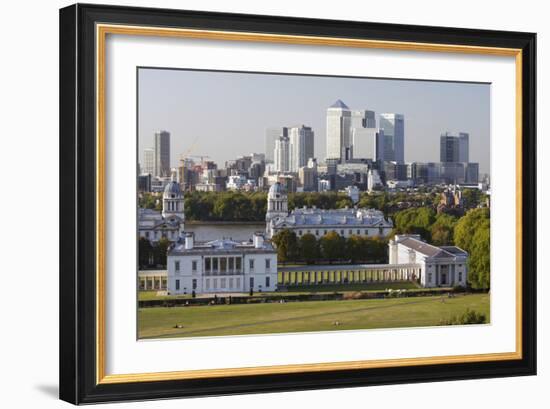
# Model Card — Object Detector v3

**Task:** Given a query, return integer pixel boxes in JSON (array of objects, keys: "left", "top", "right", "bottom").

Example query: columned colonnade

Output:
[
  {"left": 138, "top": 271, "right": 168, "bottom": 291},
  {"left": 278, "top": 264, "right": 421, "bottom": 286}
]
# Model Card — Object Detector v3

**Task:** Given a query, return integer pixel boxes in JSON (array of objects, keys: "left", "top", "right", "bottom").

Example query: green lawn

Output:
[
  {"left": 282, "top": 282, "right": 421, "bottom": 293},
  {"left": 138, "top": 282, "right": 423, "bottom": 301},
  {"left": 138, "top": 291, "right": 192, "bottom": 301},
  {"left": 138, "top": 293, "right": 490, "bottom": 339}
]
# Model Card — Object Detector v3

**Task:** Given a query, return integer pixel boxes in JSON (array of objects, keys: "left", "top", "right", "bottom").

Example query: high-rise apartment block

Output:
[
  {"left": 274, "top": 135, "right": 290, "bottom": 172},
  {"left": 288, "top": 125, "right": 314, "bottom": 172},
  {"left": 265, "top": 127, "right": 288, "bottom": 163},
  {"left": 142, "top": 147, "right": 155, "bottom": 175},
  {"left": 379, "top": 113, "right": 405, "bottom": 163}
]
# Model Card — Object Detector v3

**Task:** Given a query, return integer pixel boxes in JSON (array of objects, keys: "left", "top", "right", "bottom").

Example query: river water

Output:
[{"left": 186, "top": 222, "right": 266, "bottom": 242}]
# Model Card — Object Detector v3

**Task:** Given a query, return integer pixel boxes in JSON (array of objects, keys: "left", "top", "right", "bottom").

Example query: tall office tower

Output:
[
  {"left": 274, "top": 135, "right": 290, "bottom": 172},
  {"left": 326, "top": 99, "right": 352, "bottom": 162},
  {"left": 440, "top": 132, "right": 469, "bottom": 162},
  {"left": 379, "top": 113, "right": 405, "bottom": 163},
  {"left": 351, "top": 109, "right": 376, "bottom": 128},
  {"left": 352, "top": 128, "right": 385, "bottom": 162},
  {"left": 288, "top": 125, "right": 314, "bottom": 172},
  {"left": 142, "top": 147, "right": 155, "bottom": 175},
  {"left": 265, "top": 127, "right": 288, "bottom": 163},
  {"left": 154, "top": 130, "right": 171, "bottom": 177},
  {"left": 465, "top": 162, "right": 479, "bottom": 184},
  {"left": 458, "top": 132, "right": 469, "bottom": 162}
]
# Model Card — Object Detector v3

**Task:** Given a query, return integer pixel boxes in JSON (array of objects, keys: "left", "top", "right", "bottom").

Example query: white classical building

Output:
[
  {"left": 167, "top": 232, "right": 278, "bottom": 295},
  {"left": 138, "top": 177, "right": 185, "bottom": 243},
  {"left": 265, "top": 182, "right": 393, "bottom": 238},
  {"left": 389, "top": 234, "right": 468, "bottom": 287}
]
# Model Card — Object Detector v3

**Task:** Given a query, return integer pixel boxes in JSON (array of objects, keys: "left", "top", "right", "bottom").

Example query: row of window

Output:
[
  {"left": 175, "top": 257, "right": 272, "bottom": 274},
  {"left": 282, "top": 228, "right": 386, "bottom": 237},
  {"left": 205, "top": 256, "right": 242, "bottom": 273},
  {"left": 143, "top": 230, "right": 177, "bottom": 239},
  {"left": 174, "top": 276, "right": 271, "bottom": 291},
  {"left": 426, "top": 272, "right": 463, "bottom": 284}
]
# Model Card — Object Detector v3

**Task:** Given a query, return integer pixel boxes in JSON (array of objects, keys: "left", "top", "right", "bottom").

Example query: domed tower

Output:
[
  {"left": 162, "top": 176, "right": 185, "bottom": 222},
  {"left": 266, "top": 182, "right": 288, "bottom": 223}
]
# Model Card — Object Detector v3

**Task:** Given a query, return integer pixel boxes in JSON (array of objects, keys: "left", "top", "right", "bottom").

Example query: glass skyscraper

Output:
[{"left": 379, "top": 113, "right": 405, "bottom": 163}]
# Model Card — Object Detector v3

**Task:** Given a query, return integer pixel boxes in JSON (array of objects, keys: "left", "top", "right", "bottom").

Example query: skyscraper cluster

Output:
[
  {"left": 326, "top": 99, "right": 404, "bottom": 164},
  {"left": 139, "top": 99, "right": 482, "bottom": 195},
  {"left": 269, "top": 125, "right": 314, "bottom": 173}
]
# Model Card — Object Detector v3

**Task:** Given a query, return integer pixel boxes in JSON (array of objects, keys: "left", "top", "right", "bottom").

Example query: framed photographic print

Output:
[{"left": 59, "top": 3, "right": 536, "bottom": 404}]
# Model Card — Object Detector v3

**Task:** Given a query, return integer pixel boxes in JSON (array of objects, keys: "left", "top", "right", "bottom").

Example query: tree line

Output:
[
  {"left": 140, "top": 189, "right": 487, "bottom": 222},
  {"left": 184, "top": 191, "right": 354, "bottom": 222},
  {"left": 271, "top": 230, "right": 387, "bottom": 265},
  {"left": 391, "top": 206, "right": 490, "bottom": 289},
  {"left": 139, "top": 237, "right": 170, "bottom": 268}
]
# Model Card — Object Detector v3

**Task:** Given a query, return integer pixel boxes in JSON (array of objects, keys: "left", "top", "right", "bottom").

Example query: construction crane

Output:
[
  {"left": 187, "top": 154, "right": 211, "bottom": 164},
  {"left": 177, "top": 137, "right": 200, "bottom": 191}
]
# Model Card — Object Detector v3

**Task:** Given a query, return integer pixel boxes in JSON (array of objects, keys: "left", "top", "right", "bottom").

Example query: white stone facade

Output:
[
  {"left": 265, "top": 182, "right": 393, "bottom": 239},
  {"left": 167, "top": 233, "right": 278, "bottom": 295},
  {"left": 389, "top": 234, "right": 468, "bottom": 288},
  {"left": 139, "top": 178, "right": 185, "bottom": 243}
]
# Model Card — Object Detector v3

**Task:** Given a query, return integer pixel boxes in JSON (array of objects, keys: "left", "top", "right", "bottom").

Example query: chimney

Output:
[
  {"left": 185, "top": 232, "right": 194, "bottom": 250},
  {"left": 253, "top": 232, "right": 264, "bottom": 249}
]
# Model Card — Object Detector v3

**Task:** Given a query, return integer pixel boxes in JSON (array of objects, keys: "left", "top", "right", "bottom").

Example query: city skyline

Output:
[{"left": 138, "top": 68, "right": 490, "bottom": 174}]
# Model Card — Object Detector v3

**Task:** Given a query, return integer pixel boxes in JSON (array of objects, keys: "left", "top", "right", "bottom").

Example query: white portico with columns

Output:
[
  {"left": 389, "top": 234, "right": 468, "bottom": 288},
  {"left": 167, "top": 232, "right": 278, "bottom": 295}
]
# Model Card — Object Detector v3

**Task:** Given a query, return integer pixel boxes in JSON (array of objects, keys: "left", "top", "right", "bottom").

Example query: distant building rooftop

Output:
[
  {"left": 271, "top": 207, "right": 392, "bottom": 228},
  {"left": 168, "top": 237, "right": 275, "bottom": 256},
  {"left": 329, "top": 99, "right": 350, "bottom": 109},
  {"left": 396, "top": 235, "right": 468, "bottom": 259}
]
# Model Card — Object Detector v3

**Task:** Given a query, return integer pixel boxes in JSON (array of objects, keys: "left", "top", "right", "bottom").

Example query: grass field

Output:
[
  {"left": 138, "top": 282, "right": 423, "bottom": 301},
  {"left": 138, "top": 293, "right": 489, "bottom": 339},
  {"left": 282, "top": 282, "right": 421, "bottom": 293}
]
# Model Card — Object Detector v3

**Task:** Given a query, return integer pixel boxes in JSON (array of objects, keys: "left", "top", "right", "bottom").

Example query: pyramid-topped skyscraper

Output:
[{"left": 326, "top": 99, "right": 352, "bottom": 162}]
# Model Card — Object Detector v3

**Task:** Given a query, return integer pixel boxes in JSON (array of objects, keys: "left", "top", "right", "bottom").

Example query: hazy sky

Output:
[{"left": 138, "top": 68, "right": 490, "bottom": 174}]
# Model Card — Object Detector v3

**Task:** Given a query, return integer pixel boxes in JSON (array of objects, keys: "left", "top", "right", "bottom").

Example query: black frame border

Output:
[{"left": 59, "top": 3, "right": 536, "bottom": 404}]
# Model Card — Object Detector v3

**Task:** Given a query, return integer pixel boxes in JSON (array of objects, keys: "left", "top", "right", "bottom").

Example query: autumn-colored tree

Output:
[
  {"left": 299, "top": 233, "right": 319, "bottom": 263},
  {"left": 271, "top": 229, "right": 298, "bottom": 263},
  {"left": 320, "top": 231, "right": 345, "bottom": 262}
]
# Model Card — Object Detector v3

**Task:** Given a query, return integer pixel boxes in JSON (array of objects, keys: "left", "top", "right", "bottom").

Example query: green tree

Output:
[
  {"left": 430, "top": 213, "right": 458, "bottom": 246},
  {"left": 138, "top": 237, "right": 153, "bottom": 268},
  {"left": 154, "top": 237, "right": 171, "bottom": 267},
  {"left": 271, "top": 229, "right": 298, "bottom": 263},
  {"left": 453, "top": 208, "right": 490, "bottom": 253},
  {"left": 367, "top": 237, "right": 389, "bottom": 263},
  {"left": 335, "top": 197, "right": 353, "bottom": 209},
  {"left": 139, "top": 192, "right": 160, "bottom": 210},
  {"left": 393, "top": 207, "right": 436, "bottom": 240},
  {"left": 299, "top": 233, "right": 319, "bottom": 263},
  {"left": 468, "top": 219, "right": 490, "bottom": 289},
  {"left": 453, "top": 208, "right": 490, "bottom": 289},
  {"left": 346, "top": 235, "right": 366, "bottom": 263},
  {"left": 461, "top": 188, "right": 483, "bottom": 209},
  {"left": 320, "top": 231, "right": 345, "bottom": 262},
  {"left": 442, "top": 309, "right": 487, "bottom": 325}
]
